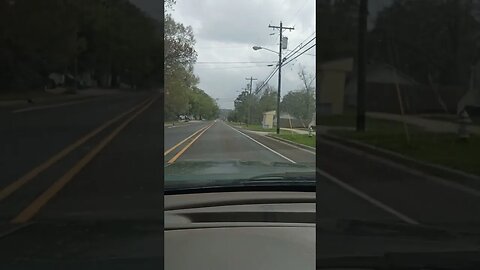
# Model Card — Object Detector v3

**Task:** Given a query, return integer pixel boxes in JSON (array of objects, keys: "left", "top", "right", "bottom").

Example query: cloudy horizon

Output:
[{"left": 167, "top": 0, "right": 316, "bottom": 109}]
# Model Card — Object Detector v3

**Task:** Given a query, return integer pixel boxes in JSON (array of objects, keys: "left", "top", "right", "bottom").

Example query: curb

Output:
[
  {"left": 266, "top": 134, "right": 316, "bottom": 151},
  {"left": 320, "top": 133, "right": 480, "bottom": 184}
]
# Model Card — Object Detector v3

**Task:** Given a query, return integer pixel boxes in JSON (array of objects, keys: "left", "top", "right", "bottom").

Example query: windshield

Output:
[
  {"left": 164, "top": 0, "right": 316, "bottom": 189},
  {"left": 0, "top": 0, "right": 165, "bottom": 265},
  {"left": 315, "top": 0, "right": 480, "bottom": 266}
]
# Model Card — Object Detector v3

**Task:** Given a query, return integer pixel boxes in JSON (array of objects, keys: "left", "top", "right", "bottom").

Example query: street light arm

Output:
[{"left": 252, "top": 46, "right": 279, "bottom": 55}]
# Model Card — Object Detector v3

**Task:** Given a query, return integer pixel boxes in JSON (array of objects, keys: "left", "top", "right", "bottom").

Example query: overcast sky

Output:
[
  {"left": 165, "top": 0, "right": 316, "bottom": 109},
  {"left": 129, "top": 0, "right": 396, "bottom": 109}
]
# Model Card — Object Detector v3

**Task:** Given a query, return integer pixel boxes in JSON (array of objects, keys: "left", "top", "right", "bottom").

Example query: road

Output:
[
  {"left": 0, "top": 90, "right": 165, "bottom": 264},
  {"left": 166, "top": 119, "right": 480, "bottom": 231},
  {"left": 164, "top": 120, "right": 315, "bottom": 165},
  {"left": 316, "top": 136, "right": 480, "bottom": 232}
]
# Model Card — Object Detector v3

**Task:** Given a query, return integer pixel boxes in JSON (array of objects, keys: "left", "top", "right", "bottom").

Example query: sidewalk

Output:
[
  {"left": 367, "top": 112, "right": 480, "bottom": 135},
  {"left": 280, "top": 128, "right": 315, "bottom": 135}
]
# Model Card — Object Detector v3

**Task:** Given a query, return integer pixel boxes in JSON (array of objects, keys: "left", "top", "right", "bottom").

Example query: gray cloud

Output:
[{"left": 131, "top": 0, "right": 316, "bottom": 109}]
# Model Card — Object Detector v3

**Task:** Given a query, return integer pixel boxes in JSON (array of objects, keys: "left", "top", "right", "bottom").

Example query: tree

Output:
[
  {"left": 1, "top": 0, "right": 164, "bottom": 91},
  {"left": 298, "top": 66, "right": 315, "bottom": 123},
  {"left": 281, "top": 90, "right": 315, "bottom": 126},
  {"left": 188, "top": 87, "right": 219, "bottom": 120},
  {"left": 252, "top": 85, "right": 277, "bottom": 124},
  {"left": 317, "top": 0, "right": 358, "bottom": 62},
  {"left": 164, "top": 14, "right": 197, "bottom": 77},
  {"left": 164, "top": 4, "right": 201, "bottom": 120},
  {"left": 369, "top": 0, "right": 480, "bottom": 86},
  {"left": 233, "top": 90, "right": 250, "bottom": 123}
]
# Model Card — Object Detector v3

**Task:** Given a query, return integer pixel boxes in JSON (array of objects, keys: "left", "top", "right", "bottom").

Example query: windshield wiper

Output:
[
  {"left": 317, "top": 251, "right": 480, "bottom": 269},
  {"left": 165, "top": 175, "right": 315, "bottom": 195},
  {"left": 247, "top": 172, "right": 315, "bottom": 181}
]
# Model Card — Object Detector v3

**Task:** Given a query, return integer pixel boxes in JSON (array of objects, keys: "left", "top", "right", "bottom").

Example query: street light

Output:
[
  {"left": 252, "top": 46, "right": 279, "bottom": 55},
  {"left": 253, "top": 45, "right": 282, "bottom": 134}
]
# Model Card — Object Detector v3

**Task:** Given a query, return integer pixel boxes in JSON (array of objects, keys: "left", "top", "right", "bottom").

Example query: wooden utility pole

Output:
[
  {"left": 246, "top": 76, "right": 257, "bottom": 126},
  {"left": 269, "top": 21, "right": 294, "bottom": 134},
  {"left": 356, "top": 0, "right": 368, "bottom": 131}
]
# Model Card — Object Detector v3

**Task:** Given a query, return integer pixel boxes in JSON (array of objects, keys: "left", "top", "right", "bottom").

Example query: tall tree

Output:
[
  {"left": 281, "top": 90, "right": 315, "bottom": 126},
  {"left": 369, "top": 0, "right": 480, "bottom": 86},
  {"left": 317, "top": 0, "right": 358, "bottom": 62}
]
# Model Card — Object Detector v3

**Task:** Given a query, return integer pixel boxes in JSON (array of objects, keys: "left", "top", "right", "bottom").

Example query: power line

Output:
[
  {"left": 195, "top": 46, "right": 249, "bottom": 49},
  {"left": 283, "top": 34, "right": 315, "bottom": 60},
  {"left": 281, "top": 43, "right": 315, "bottom": 67},
  {"left": 196, "top": 61, "right": 276, "bottom": 64},
  {"left": 195, "top": 65, "right": 273, "bottom": 69},
  {"left": 255, "top": 65, "right": 279, "bottom": 95},
  {"left": 284, "top": 31, "right": 315, "bottom": 58}
]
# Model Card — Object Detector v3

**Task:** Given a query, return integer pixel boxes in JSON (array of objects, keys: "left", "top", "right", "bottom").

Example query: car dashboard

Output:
[{"left": 165, "top": 191, "right": 316, "bottom": 270}]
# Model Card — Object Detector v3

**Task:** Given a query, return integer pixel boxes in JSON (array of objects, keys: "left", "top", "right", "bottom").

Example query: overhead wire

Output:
[
  {"left": 283, "top": 35, "right": 315, "bottom": 60},
  {"left": 255, "top": 65, "right": 280, "bottom": 95},
  {"left": 282, "top": 43, "right": 315, "bottom": 67},
  {"left": 196, "top": 61, "right": 276, "bottom": 64}
]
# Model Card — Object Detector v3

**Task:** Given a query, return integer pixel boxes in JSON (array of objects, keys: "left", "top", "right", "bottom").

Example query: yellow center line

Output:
[
  {"left": 10, "top": 97, "right": 158, "bottom": 224},
  {"left": 0, "top": 96, "right": 153, "bottom": 202},
  {"left": 164, "top": 124, "right": 209, "bottom": 156},
  {"left": 167, "top": 121, "right": 216, "bottom": 164}
]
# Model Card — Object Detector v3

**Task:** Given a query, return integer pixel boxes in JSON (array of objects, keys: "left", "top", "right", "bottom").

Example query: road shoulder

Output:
[{"left": 320, "top": 133, "right": 480, "bottom": 191}]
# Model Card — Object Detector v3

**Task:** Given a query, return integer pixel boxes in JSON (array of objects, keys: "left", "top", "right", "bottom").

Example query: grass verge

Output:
[
  {"left": 236, "top": 123, "right": 276, "bottom": 133},
  {"left": 272, "top": 133, "right": 316, "bottom": 148},
  {"left": 329, "top": 120, "right": 480, "bottom": 176}
]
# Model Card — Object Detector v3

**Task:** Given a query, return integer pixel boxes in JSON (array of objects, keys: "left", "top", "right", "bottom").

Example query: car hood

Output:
[{"left": 165, "top": 160, "right": 315, "bottom": 187}]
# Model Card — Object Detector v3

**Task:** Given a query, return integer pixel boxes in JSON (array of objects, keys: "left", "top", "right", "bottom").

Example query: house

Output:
[
  {"left": 262, "top": 111, "right": 306, "bottom": 128},
  {"left": 345, "top": 63, "right": 425, "bottom": 113},
  {"left": 345, "top": 63, "right": 474, "bottom": 114},
  {"left": 262, "top": 110, "right": 276, "bottom": 129},
  {"left": 318, "top": 58, "right": 354, "bottom": 115}
]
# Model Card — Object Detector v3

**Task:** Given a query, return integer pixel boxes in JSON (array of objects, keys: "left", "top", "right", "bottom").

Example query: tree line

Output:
[
  {"left": 228, "top": 67, "right": 315, "bottom": 127},
  {"left": 317, "top": 0, "right": 480, "bottom": 87},
  {"left": 164, "top": 1, "right": 219, "bottom": 121},
  {"left": 0, "top": 0, "right": 163, "bottom": 91}
]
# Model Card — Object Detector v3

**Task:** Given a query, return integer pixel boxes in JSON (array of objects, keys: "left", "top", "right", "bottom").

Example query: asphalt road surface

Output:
[
  {"left": 165, "top": 119, "right": 480, "bottom": 232},
  {"left": 0, "top": 90, "right": 163, "bottom": 226},
  {"left": 164, "top": 120, "right": 315, "bottom": 165},
  {"left": 1, "top": 90, "right": 480, "bottom": 263},
  {"left": 316, "top": 136, "right": 480, "bottom": 232}
]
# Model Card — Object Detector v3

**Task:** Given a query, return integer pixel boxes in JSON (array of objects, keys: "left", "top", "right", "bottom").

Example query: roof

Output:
[
  {"left": 366, "top": 63, "right": 419, "bottom": 85},
  {"left": 319, "top": 58, "right": 354, "bottom": 72}
]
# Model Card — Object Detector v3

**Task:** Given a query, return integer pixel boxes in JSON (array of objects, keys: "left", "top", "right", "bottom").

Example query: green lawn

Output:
[
  {"left": 237, "top": 124, "right": 277, "bottom": 133},
  {"left": 330, "top": 121, "right": 480, "bottom": 176},
  {"left": 272, "top": 133, "right": 316, "bottom": 147},
  {"left": 318, "top": 113, "right": 356, "bottom": 126}
]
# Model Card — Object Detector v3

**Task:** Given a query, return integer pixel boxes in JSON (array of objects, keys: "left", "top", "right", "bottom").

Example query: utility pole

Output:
[
  {"left": 245, "top": 77, "right": 257, "bottom": 126},
  {"left": 356, "top": 0, "right": 368, "bottom": 132},
  {"left": 356, "top": 0, "right": 368, "bottom": 131},
  {"left": 269, "top": 21, "right": 294, "bottom": 134}
]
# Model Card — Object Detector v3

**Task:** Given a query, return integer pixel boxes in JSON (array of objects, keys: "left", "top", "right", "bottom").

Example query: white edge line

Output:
[
  {"left": 226, "top": 123, "right": 297, "bottom": 164},
  {"left": 263, "top": 134, "right": 316, "bottom": 155},
  {"left": 318, "top": 169, "right": 420, "bottom": 225}
]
